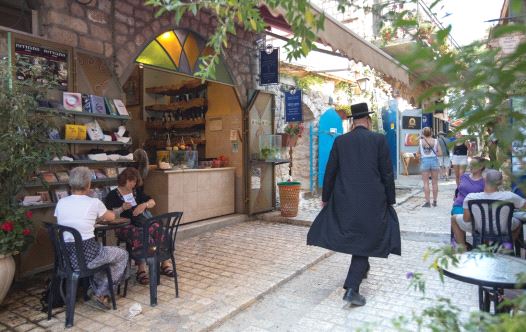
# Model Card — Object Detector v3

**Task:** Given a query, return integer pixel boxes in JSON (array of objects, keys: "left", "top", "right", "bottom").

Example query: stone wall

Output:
[{"left": 35, "top": 0, "right": 257, "bottom": 104}]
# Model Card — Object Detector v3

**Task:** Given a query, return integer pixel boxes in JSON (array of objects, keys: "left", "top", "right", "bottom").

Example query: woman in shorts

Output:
[
  {"left": 451, "top": 132, "right": 469, "bottom": 187},
  {"left": 418, "top": 127, "right": 442, "bottom": 207}
]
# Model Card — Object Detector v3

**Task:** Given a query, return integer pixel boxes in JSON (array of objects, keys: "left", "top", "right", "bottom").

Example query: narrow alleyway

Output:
[{"left": 0, "top": 178, "right": 478, "bottom": 331}]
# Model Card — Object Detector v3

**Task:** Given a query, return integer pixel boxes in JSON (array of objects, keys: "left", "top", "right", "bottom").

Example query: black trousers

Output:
[{"left": 344, "top": 255, "right": 369, "bottom": 292}]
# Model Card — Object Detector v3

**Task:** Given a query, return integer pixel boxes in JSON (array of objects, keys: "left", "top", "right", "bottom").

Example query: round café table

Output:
[
  {"left": 441, "top": 252, "right": 526, "bottom": 313},
  {"left": 94, "top": 218, "right": 130, "bottom": 246}
]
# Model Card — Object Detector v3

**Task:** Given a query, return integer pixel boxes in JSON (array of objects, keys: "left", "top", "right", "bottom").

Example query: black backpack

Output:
[{"left": 40, "top": 278, "right": 66, "bottom": 312}]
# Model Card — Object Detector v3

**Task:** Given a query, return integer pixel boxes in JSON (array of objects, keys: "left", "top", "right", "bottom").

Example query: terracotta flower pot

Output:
[
  {"left": 0, "top": 254, "right": 15, "bottom": 304},
  {"left": 282, "top": 134, "right": 298, "bottom": 147}
]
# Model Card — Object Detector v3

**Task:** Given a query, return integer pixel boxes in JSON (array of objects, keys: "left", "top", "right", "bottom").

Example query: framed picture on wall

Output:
[{"left": 123, "top": 65, "right": 141, "bottom": 107}]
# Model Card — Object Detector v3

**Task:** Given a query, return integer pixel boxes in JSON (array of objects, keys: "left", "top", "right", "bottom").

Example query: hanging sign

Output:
[
  {"left": 285, "top": 90, "right": 302, "bottom": 122},
  {"left": 15, "top": 41, "right": 69, "bottom": 90},
  {"left": 259, "top": 48, "right": 279, "bottom": 85},
  {"left": 422, "top": 113, "right": 433, "bottom": 129},
  {"left": 402, "top": 115, "right": 421, "bottom": 130}
]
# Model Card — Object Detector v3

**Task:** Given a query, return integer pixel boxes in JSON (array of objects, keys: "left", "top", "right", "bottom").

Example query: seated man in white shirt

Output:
[{"left": 452, "top": 169, "right": 525, "bottom": 248}]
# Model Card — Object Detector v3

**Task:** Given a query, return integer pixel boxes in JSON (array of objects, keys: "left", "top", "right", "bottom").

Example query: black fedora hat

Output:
[{"left": 348, "top": 102, "right": 374, "bottom": 119}]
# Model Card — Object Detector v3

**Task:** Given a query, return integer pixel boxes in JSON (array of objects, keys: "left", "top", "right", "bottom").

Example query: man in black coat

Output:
[{"left": 307, "top": 102, "right": 401, "bottom": 306}]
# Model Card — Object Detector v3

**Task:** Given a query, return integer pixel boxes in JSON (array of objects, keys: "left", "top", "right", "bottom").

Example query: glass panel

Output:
[
  {"left": 215, "top": 60, "right": 234, "bottom": 85},
  {"left": 155, "top": 31, "right": 182, "bottom": 67},
  {"left": 178, "top": 52, "right": 191, "bottom": 74},
  {"left": 174, "top": 30, "right": 188, "bottom": 46},
  {"left": 183, "top": 32, "right": 200, "bottom": 71},
  {"left": 136, "top": 41, "right": 176, "bottom": 71}
]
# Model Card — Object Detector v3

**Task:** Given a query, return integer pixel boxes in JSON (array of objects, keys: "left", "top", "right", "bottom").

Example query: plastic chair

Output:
[
  {"left": 467, "top": 199, "right": 516, "bottom": 252},
  {"left": 127, "top": 212, "right": 183, "bottom": 306},
  {"left": 44, "top": 222, "right": 117, "bottom": 328}
]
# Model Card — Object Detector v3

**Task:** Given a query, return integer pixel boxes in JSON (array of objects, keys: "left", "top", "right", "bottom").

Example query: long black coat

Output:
[{"left": 307, "top": 126, "right": 401, "bottom": 257}]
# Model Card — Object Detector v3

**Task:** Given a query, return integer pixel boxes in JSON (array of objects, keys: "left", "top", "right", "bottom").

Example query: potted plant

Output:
[
  {"left": 0, "top": 60, "right": 60, "bottom": 303},
  {"left": 283, "top": 122, "right": 305, "bottom": 148}
]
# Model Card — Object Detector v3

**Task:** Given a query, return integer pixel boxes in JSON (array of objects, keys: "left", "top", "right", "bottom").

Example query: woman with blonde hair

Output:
[{"left": 418, "top": 127, "right": 442, "bottom": 207}]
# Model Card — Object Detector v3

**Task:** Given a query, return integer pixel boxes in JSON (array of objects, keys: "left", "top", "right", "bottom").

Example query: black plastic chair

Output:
[
  {"left": 467, "top": 199, "right": 516, "bottom": 252},
  {"left": 127, "top": 212, "right": 183, "bottom": 306},
  {"left": 468, "top": 199, "right": 517, "bottom": 313},
  {"left": 44, "top": 222, "right": 117, "bottom": 328}
]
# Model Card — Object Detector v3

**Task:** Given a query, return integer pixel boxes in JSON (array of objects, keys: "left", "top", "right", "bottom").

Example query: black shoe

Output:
[
  {"left": 422, "top": 202, "right": 431, "bottom": 208},
  {"left": 342, "top": 289, "right": 366, "bottom": 306},
  {"left": 432, "top": 200, "right": 437, "bottom": 207}
]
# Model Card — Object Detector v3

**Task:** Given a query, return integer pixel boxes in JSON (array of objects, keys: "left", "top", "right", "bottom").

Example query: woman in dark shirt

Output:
[
  {"left": 451, "top": 132, "right": 470, "bottom": 187},
  {"left": 105, "top": 167, "right": 174, "bottom": 285}
]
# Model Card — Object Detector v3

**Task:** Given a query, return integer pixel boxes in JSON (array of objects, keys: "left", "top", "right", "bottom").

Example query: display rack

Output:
[{"left": 36, "top": 107, "right": 131, "bottom": 121}]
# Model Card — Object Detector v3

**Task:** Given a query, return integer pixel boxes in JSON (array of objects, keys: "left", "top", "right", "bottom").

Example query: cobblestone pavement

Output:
[
  {"left": 215, "top": 179, "right": 477, "bottom": 331},
  {"left": 0, "top": 222, "right": 329, "bottom": 331},
  {"left": 215, "top": 240, "right": 478, "bottom": 332}
]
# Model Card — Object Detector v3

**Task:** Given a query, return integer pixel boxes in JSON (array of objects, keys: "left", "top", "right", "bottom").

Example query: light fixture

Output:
[
  {"left": 289, "top": 86, "right": 297, "bottom": 95},
  {"left": 356, "top": 77, "right": 370, "bottom": 93},
  {"left": 265, "top": 44, "right": 274, "bottom": 55}
]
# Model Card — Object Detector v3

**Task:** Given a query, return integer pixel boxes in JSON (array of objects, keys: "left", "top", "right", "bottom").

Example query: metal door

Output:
[
  {"left": 318, "top": 108, "right": 343, "bottom": 188},
  {"left": 247, "top": 91, "right": 275, "bottom": 214}
]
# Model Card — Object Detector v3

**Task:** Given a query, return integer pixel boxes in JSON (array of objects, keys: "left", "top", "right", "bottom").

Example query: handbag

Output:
[{"left": 131, "top": 209, "right": 153, "bottom": 226}]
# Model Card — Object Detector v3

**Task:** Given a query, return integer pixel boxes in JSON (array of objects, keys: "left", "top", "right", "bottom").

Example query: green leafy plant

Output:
[
  {"left": 284, "top": 122, "right": 305, "bottom": 138},
  {"left": 0, "top": 60, "right": 61, "bottom": 255}
]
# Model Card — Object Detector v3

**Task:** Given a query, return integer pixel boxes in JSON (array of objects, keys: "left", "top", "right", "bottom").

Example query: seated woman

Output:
[
  {"left": 450, "top": 157, "right": 485, "bottom": 247},
  {"left": 104, "top": 167, "right": 174, "bottom": 285},
  {"left": 54, "top": 166, "right": 128, "bottom": 309}
]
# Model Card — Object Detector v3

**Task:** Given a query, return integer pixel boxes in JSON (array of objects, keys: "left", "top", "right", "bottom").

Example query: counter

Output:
[{"left": 144, "top": 167, "right": 235, "bottom": 224}]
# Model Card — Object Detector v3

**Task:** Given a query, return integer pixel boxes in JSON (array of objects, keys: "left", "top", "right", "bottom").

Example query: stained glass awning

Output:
[{"left": 136, "top": 29, "right": 234, "bottom": 85}]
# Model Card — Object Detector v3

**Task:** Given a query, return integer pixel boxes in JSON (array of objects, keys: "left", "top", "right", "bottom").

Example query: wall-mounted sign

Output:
[
  {"left": 259, "top": 48, "right": 279, "bottom": 85},
  {"left": 422, "top": 113, "right": 433, "bottom": 129},
  {"left": 15, "top": 41, "right": 69, "bottom": 90},
  {"left": 402, "top": 115, "right": 421, "bottom": 130},
  {"left": 285, "top": 90, "right": 302, "bottom": 122}
]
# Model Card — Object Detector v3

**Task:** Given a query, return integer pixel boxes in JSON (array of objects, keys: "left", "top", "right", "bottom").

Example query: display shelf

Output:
[
  {"left": 48, "top": 139, "right": 131, "bottom": 145},
  {"left": 145, "top": 139, "right": 206, "bottom": 149},
  {"left": 22, "top": 202, "right": 57, "bottom": 210},
  {"left": 145, "top": 81, "right": 205, "bottom": 96},
  {"left": 145, "top": 98, "right": 206, "bottom": 112},
  {"left": 146, "top": 119, "right": 206, "bottom": 130},
  {"left": 24, "top": 177, "right": 118, "bottom": 188},
  {"left": 251, "top": 159, "right": 290, "bottom": 165},
  {"left": 36, "top": 107, "right": 131, "bottom": 120},
  {"left": 46, "top": 160, "right": 136, "bottom": 166}
]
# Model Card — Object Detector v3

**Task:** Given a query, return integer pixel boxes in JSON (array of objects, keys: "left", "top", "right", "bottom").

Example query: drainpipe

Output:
[{"left": 309, "top": 122, "right": 313, "bottom": 193}]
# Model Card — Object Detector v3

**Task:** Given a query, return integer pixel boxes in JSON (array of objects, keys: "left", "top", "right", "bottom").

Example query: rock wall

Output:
[{"left": 35, "top": 0, "right": 257, "bottom": 104}]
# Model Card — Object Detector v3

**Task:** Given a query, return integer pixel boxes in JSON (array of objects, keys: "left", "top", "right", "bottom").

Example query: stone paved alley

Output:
[{"left": 0, "top": 177, "right": 479, "bottom": 331}]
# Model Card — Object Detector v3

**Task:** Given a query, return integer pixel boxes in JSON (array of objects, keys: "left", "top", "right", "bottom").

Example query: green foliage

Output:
[
  {"left": 294, "top": 74, "right": 324, "bottom": 91},
  {"left": 0, "top": 60, "right": 61, "bottom": 255}
]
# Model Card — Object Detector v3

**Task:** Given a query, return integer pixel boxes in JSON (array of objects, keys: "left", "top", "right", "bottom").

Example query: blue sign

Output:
[
  {"left": 259, "top": 48, "right": 279, "bottom": 85},
  {"left": 285, "top": 90, "right": 302, "bottom": 122},
  {"left": 422, "top": 112, "right": 433, "bottom": 129}
]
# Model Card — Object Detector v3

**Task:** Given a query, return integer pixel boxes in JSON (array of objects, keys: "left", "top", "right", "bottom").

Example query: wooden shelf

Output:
[
  {"left": 25, "top": 177, "right": 118, "bottom": 188},
  {"left": 36, "top": 107, "right": 131, "bottom": 120},
  {"left": 146, "top": 119, "right": 206, "bottom": 130},
  {"left": 46, "top": 160, "right": 136, "bottom": 166},
  {"left": 49, "top": 139, "right": 131, "bottom": 145},
  {"left": 145, "top": 98, "right": 206, "bottom": 112},
  {"left": 145, "top": 81, "right": 205, "bottom": 95}
]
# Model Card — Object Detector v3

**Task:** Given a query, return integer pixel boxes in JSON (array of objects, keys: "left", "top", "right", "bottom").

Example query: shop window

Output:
[
  {"left": 0, "top": 0, "right": 34, "bottom": 34},
  {"left": 136, "top": 29, "right": 233, "bottom": 85}
]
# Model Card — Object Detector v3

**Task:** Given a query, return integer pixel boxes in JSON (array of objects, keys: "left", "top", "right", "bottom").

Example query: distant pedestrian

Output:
[
  {"left": 451, "top": 132, "right": 470, "bottom": 187},
  {"left": 437, "top": 132, "right": 450, "bottom": 181},
  {"left": 417, "top": 127, "right": 442, "bottom": 207},
  {"left": 307, "top": 103, "right": 401, "bottom": 307}
]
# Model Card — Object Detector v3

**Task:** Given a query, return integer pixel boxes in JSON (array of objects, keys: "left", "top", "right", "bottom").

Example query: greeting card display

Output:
[
  {"left": 62, "top": 92, "right": 82, "bottom": 112},
  {"left": 104, "top": 97, "right": 119, "bottom": 116},
  {"left": 89, "top": 95, "right": 107, "bottom": 114},
  {"left": 113, "top": 99, "right": 129, "bottom": 116},
  {"left": 86, "top": 120, "right": 104, "bottom": 141}
]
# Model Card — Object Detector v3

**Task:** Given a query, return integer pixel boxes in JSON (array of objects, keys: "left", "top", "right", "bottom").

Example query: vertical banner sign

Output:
[
  {"left": 285, "top": 90, "right": 302, "bottom": 122},
  {"left": 259, "top": 48, "right": 279, "bottom": 85},
  {"left": 15, "top": 41, "right": 68, "bottom": 90}
]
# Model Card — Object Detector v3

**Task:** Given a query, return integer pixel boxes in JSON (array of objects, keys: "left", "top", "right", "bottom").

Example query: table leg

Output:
[{"left": 478, "top": 286, "right": 485, "bottom": 311}]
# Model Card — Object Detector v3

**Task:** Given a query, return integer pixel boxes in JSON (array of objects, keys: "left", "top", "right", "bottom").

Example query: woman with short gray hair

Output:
[{"left": 54, "top": 166, "right": 128, "bottom": 309}]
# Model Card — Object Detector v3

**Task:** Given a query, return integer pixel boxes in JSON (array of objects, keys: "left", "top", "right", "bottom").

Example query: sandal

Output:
[
  {"left": 136, "top": 270, "right": 149, "bottom": 285},
  {"left": 161, "top": 264, "right": 175, "bottom": 277},
  {"left": 89, "top": 295, "right": 111, "bottom": 310}
]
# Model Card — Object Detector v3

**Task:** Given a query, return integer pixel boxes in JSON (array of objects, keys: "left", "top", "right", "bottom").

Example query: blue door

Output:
[
  {"left": 383, "top": 100, "right": 398, "bottom": 176},
  {"left": 318, "top": 108, "right": 343, "bottom": 188}
]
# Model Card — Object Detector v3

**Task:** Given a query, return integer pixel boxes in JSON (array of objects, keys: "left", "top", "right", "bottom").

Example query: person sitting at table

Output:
[
  {"left": 452, "top": 169, "right": 525, "bottom": 248},
  {"left": 54, "top": 167, "right": 128, "bottom": 309},
  {"left": 104, "top": 167, "right": 174, "bottom": 285},
  {"left": 450, "top": 157, "right": 486, "bottom": 245}
]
